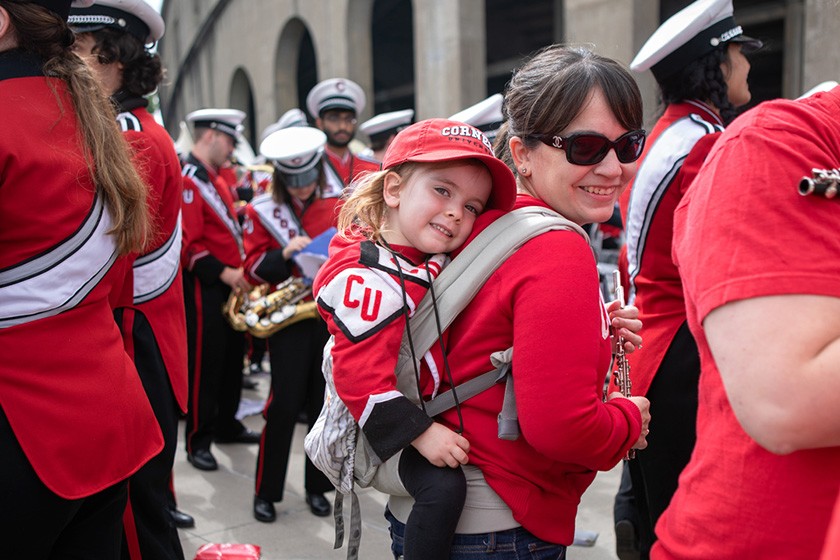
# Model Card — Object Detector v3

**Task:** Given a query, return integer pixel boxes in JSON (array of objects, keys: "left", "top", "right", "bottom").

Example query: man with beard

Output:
[{"left": 306, "top": 78, "right": 380, "bottom": 187}]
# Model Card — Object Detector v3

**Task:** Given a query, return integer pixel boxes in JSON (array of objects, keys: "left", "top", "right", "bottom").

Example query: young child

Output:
[{"left": 313, "top": 118, "right": 516, "bottom": 558}]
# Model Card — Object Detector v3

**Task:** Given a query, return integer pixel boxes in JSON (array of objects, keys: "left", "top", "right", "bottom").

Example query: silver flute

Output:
[
  {"left": 798, "top": 168, "right": 840, "bottom": 198},
  {"left": 612, "top": 270, "right": 635, "bottom": 460}
]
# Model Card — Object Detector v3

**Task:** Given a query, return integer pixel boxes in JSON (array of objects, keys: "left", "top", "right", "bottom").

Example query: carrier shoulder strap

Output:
[{"left": 395, "top": 206, "right": 589, "bottom": 381}]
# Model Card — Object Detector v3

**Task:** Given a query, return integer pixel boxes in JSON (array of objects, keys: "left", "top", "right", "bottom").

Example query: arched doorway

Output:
[
  {"left": 485, "top": 0, "right": 558, "bottom": 95},
  {"left": 370, "top": 0, "right": 415, "bottom": 115},
  {"left": 229, "top": 67, "right": 256, "bottom": 148},
  {"left": 274, "top": 18, "right": 318, "bottom": 122}
]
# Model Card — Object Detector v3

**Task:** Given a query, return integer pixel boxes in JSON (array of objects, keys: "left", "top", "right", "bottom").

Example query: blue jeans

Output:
[{"left": 385, "top": 508, "right": 567, "bottom": 560}]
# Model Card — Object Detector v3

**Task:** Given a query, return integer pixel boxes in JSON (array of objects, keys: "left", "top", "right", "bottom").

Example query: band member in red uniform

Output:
[
  {"left": 244, "top": 126, "right": 338, "bottom": 522},
  {"left": 307, "top": 77, "right": 381, "bottom": 186},
  {"left": 181, "top": 108, "right": 260, "bottom": 472},
  {"left": 0, "top": 0, "right": 163, "bottom": 557},
  {"left": 385, "top": 45, "right": 649, "bottom": 559},
  {"left": 657, "top": 87, "right": 840, "bottom": 560},
  {"left": 69, "top": 0, "right": 192, "bottom": 556},
  {"left": 617, "top": 1, "right": 762, "bottom": 555}
]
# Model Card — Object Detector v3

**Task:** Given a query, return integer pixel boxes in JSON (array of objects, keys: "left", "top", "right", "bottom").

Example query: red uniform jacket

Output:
[
  {"left": 0, "top": 53, "right": 162, "bottom": 499},
  {"left": 243, "top": 192, "right": 341, "bottom": 287},
  {"left": 620, "top": 100, "right": 723, "bottom": 396},
  {"left": 117, "top": 98, "right": 189, "bottom": 412},
  {"left": 181, "top": 152, "right": 244, "bottom": 280},
  {"left": 325, "top": 147, "right": 380, "bottom": 186}
]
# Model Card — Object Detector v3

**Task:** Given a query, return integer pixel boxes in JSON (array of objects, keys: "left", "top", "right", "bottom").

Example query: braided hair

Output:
[{"left": 658, "top": 46, "right": 738, "bottom": 125}]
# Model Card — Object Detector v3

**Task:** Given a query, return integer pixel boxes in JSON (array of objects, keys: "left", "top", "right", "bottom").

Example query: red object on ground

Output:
[{"left": 194, "top": 543, "right": 261, "bottom": 559}]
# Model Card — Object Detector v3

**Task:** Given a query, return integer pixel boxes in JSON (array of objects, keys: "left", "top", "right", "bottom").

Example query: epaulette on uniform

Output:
[{"left": 116, "top": 111, "right": 142, "bottom": 132}]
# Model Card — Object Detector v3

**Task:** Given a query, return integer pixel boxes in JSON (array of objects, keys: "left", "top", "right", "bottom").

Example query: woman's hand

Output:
[
  {"left": 281, "top": 235, "right": 312, "bottom": 260},
  {"left": 608, "top": 392, "right": 651, "bottom": 450},
  {"left": 607, "top": 300, "right": 643, "bottom": 354},
  {"left": 411, "top": 423, "right": 470, "bottom": 468}
]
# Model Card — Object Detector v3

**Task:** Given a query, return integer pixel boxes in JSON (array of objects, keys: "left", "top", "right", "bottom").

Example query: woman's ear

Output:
[
  {"left": 382, "top": 171, "right": 402, "bottom": 209},
  {"left": 509, "top": 136, "right": 531, "bottom": 177},
  {"left": 0, "top": 6, "right": 17, "bottom": 51}
]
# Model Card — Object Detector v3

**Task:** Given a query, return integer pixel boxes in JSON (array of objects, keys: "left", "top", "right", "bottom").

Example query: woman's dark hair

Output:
[
  {"left": 2, "top": 1, "right": 150, "bottom": 254},
  {"left": 657, "top": 46, "right": 737, "bottom": 124},
  {"left": 86, "top": 27, "right": 163, "bottom": 97},
  {"left": 494, "top": 45, "right": 644, "bottom": 170}
]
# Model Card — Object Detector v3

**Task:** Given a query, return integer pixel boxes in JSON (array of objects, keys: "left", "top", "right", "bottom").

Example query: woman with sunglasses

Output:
[
  {"left": 385, "top": 44, "right": 650, "bottom": 559},
  {"left": 617, "top": 0, "right": 762, "bottom": 555},
  {"left": 242, "top": 125, "right": 345, "bottom": 523}
]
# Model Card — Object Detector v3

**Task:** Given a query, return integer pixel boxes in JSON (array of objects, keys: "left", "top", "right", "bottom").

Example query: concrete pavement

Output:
[{"left": 173, "top": 370, "right": 625, "bottom": 560}]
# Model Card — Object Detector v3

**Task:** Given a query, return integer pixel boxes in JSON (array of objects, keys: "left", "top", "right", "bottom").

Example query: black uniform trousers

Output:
[
  {"left": 254, "top": 318, "right": 333, "bottom": 501},
  {"left": 628, "top": 321, "right": 700, "bottom": 559},
  {"left": 183, "top": 271, "right": 247, "bottom": 453},
  {"left": 0, "top": 407, "right": 128, "bottom": 559},
  {"left": 115, "top": 308, "right": 185, "bottom": 560}
]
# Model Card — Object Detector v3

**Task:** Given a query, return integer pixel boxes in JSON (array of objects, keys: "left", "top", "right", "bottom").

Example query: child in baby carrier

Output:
[{"left": 312, "top": 118, "right": 517, "bottom": 559}]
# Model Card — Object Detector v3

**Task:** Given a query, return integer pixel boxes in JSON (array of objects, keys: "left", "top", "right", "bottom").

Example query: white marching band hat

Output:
[
  {"left": 260, "top": 127, "right": 327, "bottom": 187},
  {"left": 359, "top": 109, "right": 414, "bottom": 140},
  {"left": 630, "top": 0, "right": 762, "bottom": 82},
  {"left": 306, "top": 78, "right": 366, "bottom": 119},
  {"left": 259, "top": 108, "right": 308, "bottom": 146},
  {"left": 449, "top": 93, "right": 504, "bottom": 141},
  {"left": 68, "top": 0, "right": 164, "bottom": 44},
  {"left": 186, "top": 108, "right": 246, "bottom": 141}
]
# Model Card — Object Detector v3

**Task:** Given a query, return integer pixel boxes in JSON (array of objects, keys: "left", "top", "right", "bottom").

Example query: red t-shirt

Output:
[{"left": 657, "top": 88, "right": 840, "bottom": 559}]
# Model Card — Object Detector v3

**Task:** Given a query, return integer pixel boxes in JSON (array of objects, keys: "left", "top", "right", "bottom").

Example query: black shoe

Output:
[
  {"left": 169, "top": 507, "right": 195, "bottom": 529},
  {"left": 187, "top": 448, "right": 218, "bottom": 471},
  {"left": 615, "top": 519, "right": 641, "bottom": 560},
  {"left": 242, "top": 376, "right": 259, "bottom": 390},
  {"left": 253, "top": 496, "right": 276, "bottom": 523},
  {"left": 305, "top": 493, "right": 331, "bottom": 517},
  {"left": 215, "top": 428, "right": 261, "bottom": 444}
]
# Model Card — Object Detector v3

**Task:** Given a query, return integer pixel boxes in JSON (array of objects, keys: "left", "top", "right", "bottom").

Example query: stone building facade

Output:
[{"left": 157, "top": 0, "right": 839, "bottom": 149}]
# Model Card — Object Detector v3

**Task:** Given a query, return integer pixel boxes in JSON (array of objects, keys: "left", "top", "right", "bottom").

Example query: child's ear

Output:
[{"left": 382, "top": 171, "right": 402, "bottom": 209}]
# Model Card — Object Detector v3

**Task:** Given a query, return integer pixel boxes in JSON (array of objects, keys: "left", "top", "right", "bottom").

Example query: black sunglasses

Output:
[{"left": 529, "top": 129, "right": 646, "bottom": 165}]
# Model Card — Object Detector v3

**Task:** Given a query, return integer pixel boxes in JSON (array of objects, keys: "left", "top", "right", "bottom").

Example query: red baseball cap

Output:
[{"left": 382, "top": 118, "right": 516, "bottom": 211}]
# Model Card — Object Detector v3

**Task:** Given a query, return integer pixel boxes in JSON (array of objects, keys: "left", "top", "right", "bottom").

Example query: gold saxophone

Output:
[
  {"left": 223, "top": 285, "right": 264, "bottom": 332},
  {"left": 223, "top": 277, "right": 319, "bottom": 338},
  {"left": 243, "top": 277, "right": 319, "bottom": 338}
]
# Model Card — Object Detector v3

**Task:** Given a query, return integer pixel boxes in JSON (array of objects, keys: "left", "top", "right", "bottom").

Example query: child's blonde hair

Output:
[
  {"left": 338, "top": 159, "right": 490, "bottom": 243},
  {"left": 337, "top": 162, "right": 417, "bottom": 242}
]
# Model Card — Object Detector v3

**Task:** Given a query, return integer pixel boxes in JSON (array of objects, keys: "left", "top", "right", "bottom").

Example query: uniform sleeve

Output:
[
  {"left": 242, "top": 205, "right": 290, "bottom": 286},
  {"left": 180, "top": 175, "right": 225, "bottom": 283},
  {"left": 507, "top": 231, "right": 641, "bottom": 470},
  {"left": 124, "top": 129, "right": 181, "bottom": 252},
  {"left": 317, "top": 265, "right": 433, "bottom": 461}
]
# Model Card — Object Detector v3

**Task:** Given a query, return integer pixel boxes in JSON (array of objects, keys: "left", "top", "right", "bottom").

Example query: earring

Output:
[{"left": 520, "top": 166, "right": 528, "bottom": 175}]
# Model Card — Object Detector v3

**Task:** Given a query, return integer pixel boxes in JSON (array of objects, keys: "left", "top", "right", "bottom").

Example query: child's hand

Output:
[{"left": 410, "top": 423, "right": 470, "bottom": 468}]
